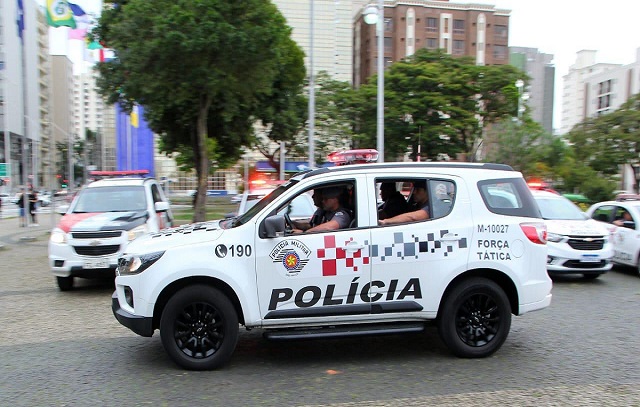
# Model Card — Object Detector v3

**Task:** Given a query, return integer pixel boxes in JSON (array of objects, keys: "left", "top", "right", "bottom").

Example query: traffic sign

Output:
[{"left": 0, "top": 163, "right": 10, "bottom": 177}]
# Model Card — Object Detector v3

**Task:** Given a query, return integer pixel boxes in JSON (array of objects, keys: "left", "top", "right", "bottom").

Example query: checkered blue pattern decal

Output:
[{"left": 371, "top": 231, "right": 468, "bottom": 261}]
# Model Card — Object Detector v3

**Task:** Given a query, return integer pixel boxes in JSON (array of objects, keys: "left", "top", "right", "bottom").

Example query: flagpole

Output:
[{"left": 20, "top": 8, "right": 30, "bottom": 226}]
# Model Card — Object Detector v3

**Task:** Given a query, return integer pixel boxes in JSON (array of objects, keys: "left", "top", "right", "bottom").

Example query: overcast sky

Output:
[{"left": 51, "top": 0, "right": 640, "bottom": 129}]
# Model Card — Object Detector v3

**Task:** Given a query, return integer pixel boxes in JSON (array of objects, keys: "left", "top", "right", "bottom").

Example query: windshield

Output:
[
  {"left": 535, "top": 196, "right": 585, "bottom": 220},
  {"left": 71, "top": 186, "right": 147, "bottom": 213},
  {"left": 226, "top": 180, "right": 298, "bottom": 228}
]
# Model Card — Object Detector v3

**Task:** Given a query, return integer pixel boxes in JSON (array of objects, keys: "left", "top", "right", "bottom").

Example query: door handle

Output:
[
  {"left": 343, "top": 241, "right": 365, "bottom": 251},
  {"left": 439, "top": 233, "right": 460, "bottom": 242}
]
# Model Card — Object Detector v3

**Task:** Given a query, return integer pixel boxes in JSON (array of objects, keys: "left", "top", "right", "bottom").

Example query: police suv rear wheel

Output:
[
  {"left": 437, "top": 277, "right": 511, "bottom": 358},
  {"left": 160, "top": 285, "right": 238, "bottom": 370}
]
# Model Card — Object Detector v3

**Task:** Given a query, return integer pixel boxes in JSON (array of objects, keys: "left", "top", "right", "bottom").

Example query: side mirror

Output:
[
  {"left": 622, "top": 220, "right": 635, "bottom": 230},
  {"left": 56, "top": 205, "right": 69, "bottom": 215},
  {"left": 154, "top": 201, "right": 170, "bottom": 212},
  {"left": 262, "top": 214, "right": 285, "bottom": 238}
]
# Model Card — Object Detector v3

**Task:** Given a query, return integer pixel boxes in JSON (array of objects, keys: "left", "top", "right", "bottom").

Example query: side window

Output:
[
  {"left": 428, "top": 179, "right": 455, "bottom": 219},
  {"left": 376, "top": 177, "right": 455, "bottom": 223},
  {"left": 591, "top": 205, "right": 615, "bottom": 223},
  {"left": 478, "top": 178, "right": 540, "bottom": 218},
  {"left": 151, "top": 184, "right": 163, "bottom": 203},
  {"left": 276, "top": 181, "right": 356, "bottom": 232}
]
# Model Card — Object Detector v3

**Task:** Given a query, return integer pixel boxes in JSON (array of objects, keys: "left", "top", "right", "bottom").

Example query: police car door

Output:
[
  {"left": 254, "top": 176, "right": 372, "bottom": 324},
  {"left": 614, "top": 206, "right": 639, "bottom": 267},
  {"left": 367, "top": 175, "right": 472, "bottom": 316}
]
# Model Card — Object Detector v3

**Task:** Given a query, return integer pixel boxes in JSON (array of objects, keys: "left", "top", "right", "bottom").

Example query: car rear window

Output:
[{"left": 477, "top": 178, "right": 541, "bottom": 218}]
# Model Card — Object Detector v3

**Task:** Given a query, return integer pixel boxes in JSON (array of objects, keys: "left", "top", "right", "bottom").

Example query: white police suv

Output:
[
  {"left": 112, "top": 163, "right": 551, "bottom": 370},
  {"left": 49, "top": 176, "right": 173, "bottom": 291}
]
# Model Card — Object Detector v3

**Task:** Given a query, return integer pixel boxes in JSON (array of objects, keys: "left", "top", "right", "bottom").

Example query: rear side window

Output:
[
  {"left": 590, "top": 205, "right": 615, "bottom": 223},
  {"left": 478, "top": 178, "right": 540, "bottom": 218}
]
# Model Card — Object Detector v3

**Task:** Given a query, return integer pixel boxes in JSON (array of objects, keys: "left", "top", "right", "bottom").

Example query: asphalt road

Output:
[{"left": 1, "top": 214, "right": 640, "bottom": 406}]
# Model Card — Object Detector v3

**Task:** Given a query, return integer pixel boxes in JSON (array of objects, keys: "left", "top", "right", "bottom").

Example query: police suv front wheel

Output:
[
  {"left": 160, "top": 285, "right": 239, "bottom": 370},
  {"left": 437, "top": 277, "right": 511, "bottom": 358}
]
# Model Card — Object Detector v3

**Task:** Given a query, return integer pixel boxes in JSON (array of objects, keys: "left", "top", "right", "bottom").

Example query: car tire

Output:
[
  {"left": 160, "top": 285, "right": 239, "bottom": 370},
  {"left": 437, "top": 277, "right": 511, "bottom": 358},
  {"left": 57, "top": 276, "right": 74, "bottom": 291}
]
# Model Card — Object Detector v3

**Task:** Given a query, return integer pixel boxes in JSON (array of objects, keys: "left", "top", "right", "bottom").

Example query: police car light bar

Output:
[
  {"left": 90, "top": 170, "right": 150, "bottom": 177},
  {"left": 327, "top": 149, "right": 379, "bottom": 166}
]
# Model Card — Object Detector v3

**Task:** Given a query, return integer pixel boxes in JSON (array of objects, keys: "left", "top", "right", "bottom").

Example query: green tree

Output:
[
  {"left": 353, "top": 49, "right": 525, "bottom": 161},
  {"left": 94, "top": 0, "right": 305, "bottom": 221},
  {"left": 568, "top": 93, "right": 640, "bottom": 176},
  {"left": 482, "top": 118, "right": 548, "bottom": 173}
]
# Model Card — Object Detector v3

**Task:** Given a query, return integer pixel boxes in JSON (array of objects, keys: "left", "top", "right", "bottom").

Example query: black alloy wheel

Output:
[
  {"left": 438, "top": 277, "right": 511, "bottom": 358},
  {"left": 160, "top": 285, "right": 238, "bottom": 370}
]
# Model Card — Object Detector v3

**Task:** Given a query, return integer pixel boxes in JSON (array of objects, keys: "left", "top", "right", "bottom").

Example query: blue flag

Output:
[{"left": 16, "top": 0, "right": 25, "bottom": 40}]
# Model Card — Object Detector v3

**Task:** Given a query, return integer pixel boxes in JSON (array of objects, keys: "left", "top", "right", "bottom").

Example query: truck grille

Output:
[
  {"left": 567, "top": 237, "right": 605, "bottom": 250},
  {"left": 74, "top": 245, "right": 121, "bottom": 256},
  {"left": 72, "top": 231, "right": 122, "bottom": 239}
]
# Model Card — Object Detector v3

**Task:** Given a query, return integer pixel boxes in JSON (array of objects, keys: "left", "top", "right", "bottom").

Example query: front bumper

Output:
[
  {"left": 546, "top": 243, "right": 613, "bottom": 274},
  {"left": 112, "top": 291, "right": 154, "bottom": 337}
]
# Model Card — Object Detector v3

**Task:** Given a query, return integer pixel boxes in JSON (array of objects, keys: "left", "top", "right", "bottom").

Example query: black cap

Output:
[{"left": 322, "top": 187, "right": 343, "bottom": 198}]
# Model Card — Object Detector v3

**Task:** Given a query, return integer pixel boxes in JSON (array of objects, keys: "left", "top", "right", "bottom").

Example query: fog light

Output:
[
  {"left": 124, "top": 286, "right": 134, "bottom": 308},
  {"left": 54, "top": 260, "right": 64, "bottom": 267},
  {"left": 547, "top": 256, "right": 554, "bottom": 264}
]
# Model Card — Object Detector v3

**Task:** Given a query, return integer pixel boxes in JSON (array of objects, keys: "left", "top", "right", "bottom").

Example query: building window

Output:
[
  {"left": 494, "top": 25, "right": 507, "bottom": 40},
  {"left": 384, "top": 18, "right": 393, "bottom": 32},
  {"left": 384, "top": 57, "right": 393, "bottom": 68},
  {"left": 453, "top": 40, "right": 465, "bottom": 55},
  {"left": 427, "top": 17, "right": 438, "bottom": 32},
  {"left": 493, "top": 45, "right": 507, "bottom": 60},
  {"left": 453, "top": 19, "right": 464, "bottom": 34},
  {"left": 426, "top": 38, "right": 438, "bottom": 49},
  {"left": 384, "top": 37, "right": 393, "bottom": 53},
  {"left": 443, "top": 18, "right": 449, "bottom": 34}
]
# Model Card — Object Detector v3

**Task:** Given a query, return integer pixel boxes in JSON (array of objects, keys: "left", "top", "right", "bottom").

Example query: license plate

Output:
[
  {"left": 82, "top": 259, "right": 110, "bottom": 269},
  {"left": 581, "top": 254, "right": 600, "bottom": 263}
]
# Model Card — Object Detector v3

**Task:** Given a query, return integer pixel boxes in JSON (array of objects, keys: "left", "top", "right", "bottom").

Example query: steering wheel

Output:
[{"left": 283, "top": 213, "right": 294, "bottom": 232}]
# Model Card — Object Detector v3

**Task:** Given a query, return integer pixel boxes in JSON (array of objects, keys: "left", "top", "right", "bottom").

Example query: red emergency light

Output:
[{"left": 327, "top": 149, "right": 379, "bottom": 166}]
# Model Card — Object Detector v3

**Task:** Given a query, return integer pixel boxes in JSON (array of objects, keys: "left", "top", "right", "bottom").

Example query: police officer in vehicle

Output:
[
  {"left": 379, "top": 180, "right": 429, "bottom": 225},
  {"left": 292, "top": 188, "right": 326, "bottom": 231},
  {"left": 293, "top": 186, "right": 351, "bottom": 233}
]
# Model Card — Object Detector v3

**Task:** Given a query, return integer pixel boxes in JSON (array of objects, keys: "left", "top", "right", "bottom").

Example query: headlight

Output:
[
  {"left": 127, "top": 224, "right": 149, "bottom": 241},
  {"left": 546, "top": 232, "right": 564, "bottom": 243},
  {"left": 117, "top": 251, "right": 165, "bottom": 276},
  {"left": 50, "top": 228, "right": 67, "bottom": 244}
]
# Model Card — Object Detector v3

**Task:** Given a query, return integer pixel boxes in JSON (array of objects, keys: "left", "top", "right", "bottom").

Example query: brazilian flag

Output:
[{"left": 46, "top": 0, "right": 77, "bottom": 28}]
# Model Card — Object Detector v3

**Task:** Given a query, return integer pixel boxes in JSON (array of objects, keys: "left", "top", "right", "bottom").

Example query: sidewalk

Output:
[{"left": 0, "top": 211, "right": 56, "bottom": 243}]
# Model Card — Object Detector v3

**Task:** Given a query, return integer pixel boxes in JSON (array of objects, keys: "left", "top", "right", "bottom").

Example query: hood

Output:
[
  {"left": 544, "top": 218, "right": 608, "bottom": 237},
  {"left": 57, "top": 211, "right": 148, "bottom": 233},
  {"left": 126, "top": 220, "right": 225, "bottom": 253}
]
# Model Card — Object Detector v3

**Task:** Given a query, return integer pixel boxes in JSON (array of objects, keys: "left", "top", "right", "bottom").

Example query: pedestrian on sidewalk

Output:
[
  {"left": 17, "top": 188, "right": 27, "bottom": 227},
  {"left": 29, "top": 189, "right": 38, "bottom": 226}
]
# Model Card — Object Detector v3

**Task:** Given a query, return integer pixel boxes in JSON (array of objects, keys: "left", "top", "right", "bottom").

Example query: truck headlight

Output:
[
  {"left": 127, "top": 224, "right": 149, "bottom": 241},
  {"left": 546, "top": 233, "right": 564, "bottom": 243},
  {"left": 50, "top": 228, "right": 67, "bottom": 244},
  {"left": 118, "top": 251, "right": 165, "bottom": 275}
]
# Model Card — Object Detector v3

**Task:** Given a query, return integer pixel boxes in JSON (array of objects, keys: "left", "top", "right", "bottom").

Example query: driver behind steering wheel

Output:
[{"left": 292, "top": 186, "right": 351, "bottom": 233}]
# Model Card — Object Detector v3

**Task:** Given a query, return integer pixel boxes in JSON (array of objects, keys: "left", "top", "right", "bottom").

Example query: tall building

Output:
[
  {"left": 50, "top": 55, "right": 75, "bottom": 186},
  {"left": 510, "top": 47, "right": 555, "bottom": 134},
  {"left": 353, "top": 0, "right": 511, "bottom": 86},
  {"left": 560, "top": 50, "right": 621, "bottom": 135},
  {"left": 272, "top": 0, "right": 354, "bottom": 82},
  {"left": 582, "top": 48, "right": 640, "bottom": 120},
  {"left": 0, "top": 0, "right": 44, "bottom": 190}
]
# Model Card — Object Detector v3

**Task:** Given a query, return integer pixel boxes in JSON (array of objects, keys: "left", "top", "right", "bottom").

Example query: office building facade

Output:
[{"left": 353, "top": 0, "right": 510, "bottom": 86}]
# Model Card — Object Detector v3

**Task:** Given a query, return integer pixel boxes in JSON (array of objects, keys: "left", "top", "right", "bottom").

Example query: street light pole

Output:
[
  {"left": 376, "top": 0, "right": 384, "bottom": 162},
  {"left": 308, "top": 0, "right": 315, "bottom": 169},
  {"left": 515, "top": 79, "right": 524, "bottom": 122},
  {"left": 364, "top": 2, "right": 385, "bottom": 163}
]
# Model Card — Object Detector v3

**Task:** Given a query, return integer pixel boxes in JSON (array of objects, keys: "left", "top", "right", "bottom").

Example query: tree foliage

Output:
[
  {"left": 93, "top": 0, "right": 305, "bottom": 221},
  {"left": 353, "top": 49, "right": 526, "bottom": 161}
]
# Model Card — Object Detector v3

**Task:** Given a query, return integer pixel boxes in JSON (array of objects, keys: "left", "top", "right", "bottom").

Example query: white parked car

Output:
[
  {"left": 586, "top": 198, "right": 640, "bottom": 273},
  {"left": 112, "top": 162, "right": 551, "bottom": 370},
  {"left": 531, "top": 190, "right": 613, "bottom": 279},
  {"left": 49, "top": 176, "right": 174, "bottom": 291}
]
